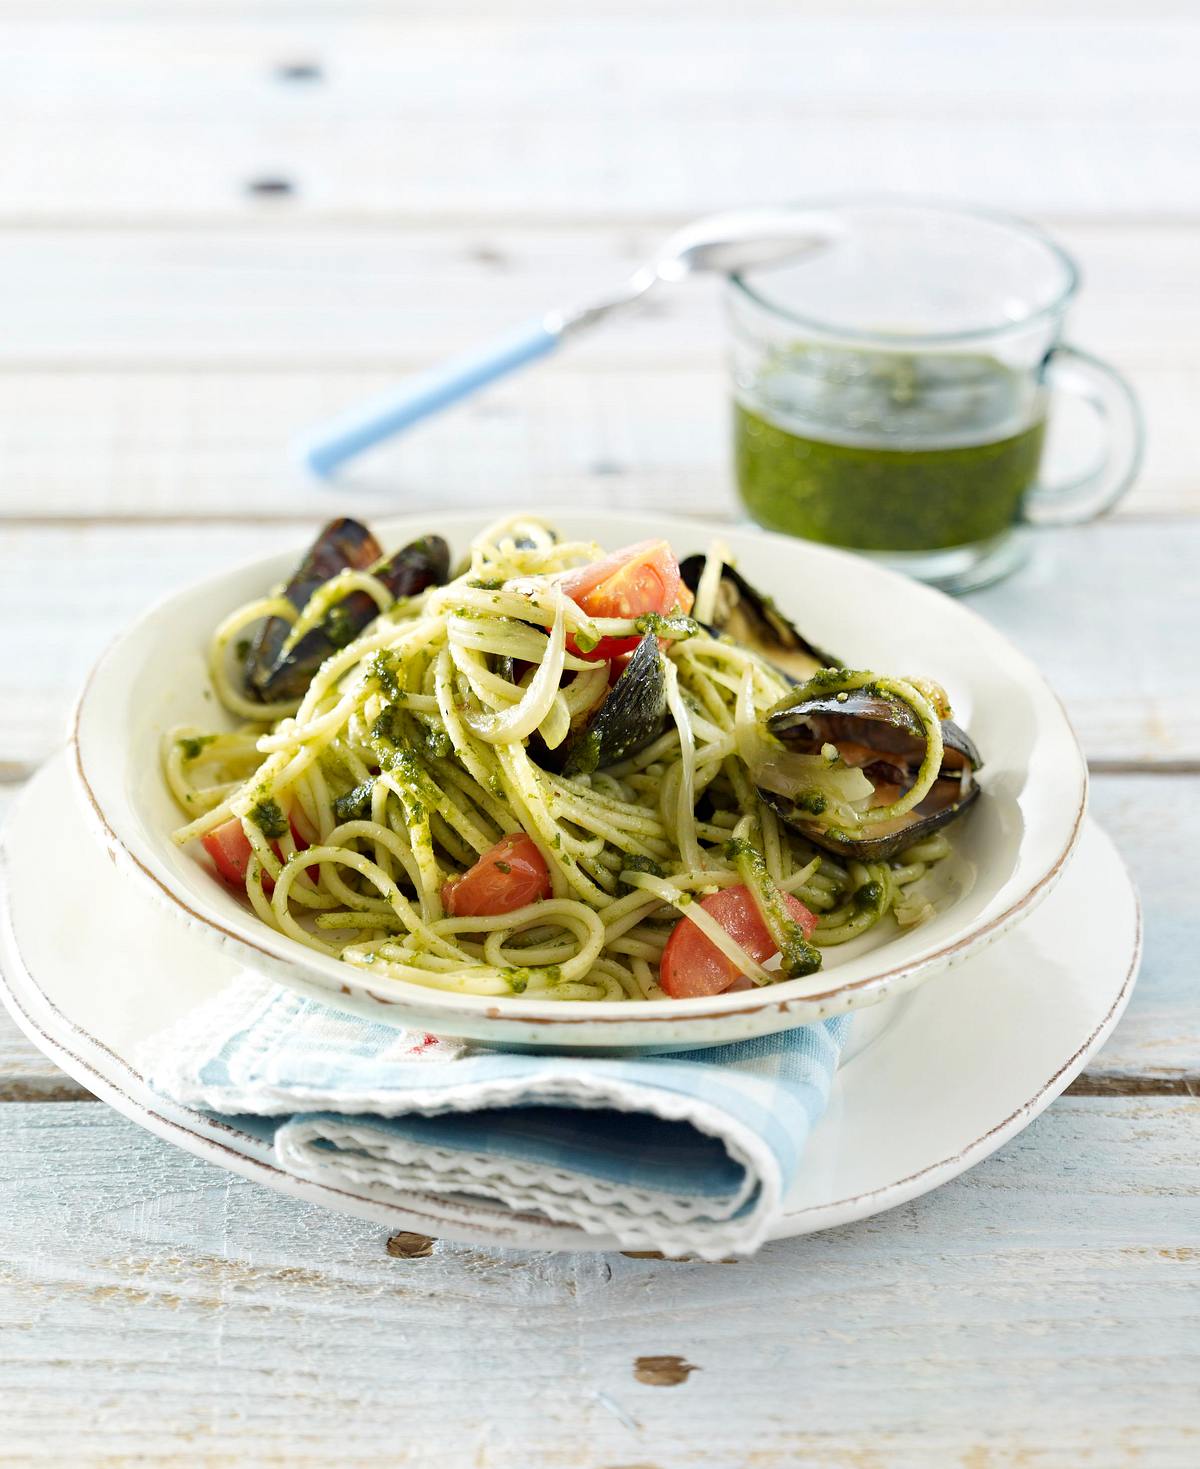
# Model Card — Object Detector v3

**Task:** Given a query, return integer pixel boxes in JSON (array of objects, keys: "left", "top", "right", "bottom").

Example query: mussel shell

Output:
[
  {"left": 679, "top": 554, "right": 840, "bottom": 682},
  {"left": 761, "top": 683, "right": 982, "bottom": 859},
  {"left": 760, "top": 776, "right": 981, "bottom": 861},
  {"left": 557, "top": 631, "right": 668, "bottom": 776},
  {"left": 251, "top": 532, "right": 451, "bottom": 703},
  {"left": 376, "top": 534, "right": 452, "bottom": 600},
  {"left": 768, "top": 687, "right": 982, "bottom": 774},
  {"left": 245, "top": 517, "right": 382, "bottom": 699}
]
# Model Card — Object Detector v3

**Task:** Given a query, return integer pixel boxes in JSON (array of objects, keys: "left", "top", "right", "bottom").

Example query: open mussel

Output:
[
  {"left": 244, "top": 517, "right": 382, "bottom": 697},
  {"left": 679, "top": 554, "right": 840, "bottom": 682},
  {"left": 537, "top": 631, "right": 667, "bottom": 776},
  {"left": 759, "top": 683, "right": 982, "bottom": 861},
  {"left": 245, "top": 522, "right": 451, "bottom": 703}
]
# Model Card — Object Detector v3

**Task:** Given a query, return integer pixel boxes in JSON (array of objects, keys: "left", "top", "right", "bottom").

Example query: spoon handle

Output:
[{"left": 297, "top": 317, "right": 562, "bottom": 478}]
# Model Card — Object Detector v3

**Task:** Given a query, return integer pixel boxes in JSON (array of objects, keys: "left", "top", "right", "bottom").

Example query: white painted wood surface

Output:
[
  {"left": 3, "top": 361, "right": 1198, "bottom": 521},
  {"left": 0, "top": 1100, "right": 1196, "bottom": 1466},
  {"left": 5, "top": 17, "right": 1200, "bottom": 220},
  {"left": 0, "top": 2, "right": 1197, "bottom": 1462},
  {"left": 0, "top": 224, "right": 1195, "bottom": 521}
]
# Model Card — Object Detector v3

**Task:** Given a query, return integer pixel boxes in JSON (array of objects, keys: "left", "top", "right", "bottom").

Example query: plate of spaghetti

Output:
[{"left": 73, "top": 511, "right": 1086, "bottom": 1051}]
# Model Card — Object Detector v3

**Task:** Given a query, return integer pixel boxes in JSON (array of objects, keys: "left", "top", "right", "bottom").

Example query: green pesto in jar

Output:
[{"left": 734, "top": 350, "right": 1047, "bottom": 552}]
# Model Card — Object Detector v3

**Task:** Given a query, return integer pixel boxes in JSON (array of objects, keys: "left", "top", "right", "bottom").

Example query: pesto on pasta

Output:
[{"left": 163, "top": 515, "right": 981, "bottom": 1002}]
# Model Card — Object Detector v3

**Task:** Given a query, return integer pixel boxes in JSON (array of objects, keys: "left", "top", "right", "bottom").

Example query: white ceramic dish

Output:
[
  {"left": 0, "top": 754, "right": 1139, "bottom": 1247},
  {"left": 72, "top": 511, "right": 1087, "bottom": 1052}
]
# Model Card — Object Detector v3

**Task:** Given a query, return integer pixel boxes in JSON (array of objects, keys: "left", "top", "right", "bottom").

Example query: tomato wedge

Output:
[
  {"left": 202, "top": 818, "right": 259, "bottom": 887},
  {"left": 441, "top": 833, "right": 552, "bottom": 918},
  {"left": 559, "top": 540, "right": 683, "bottom": 660},
  {"left": 658, "top": 885, "right": 818, "bottom": 999},
  {"left": 202, "top": 813, "right": 314, "bottom": 890}
]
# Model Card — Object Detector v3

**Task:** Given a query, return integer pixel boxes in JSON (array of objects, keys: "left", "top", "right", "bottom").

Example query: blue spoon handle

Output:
[{"left": 298, "top": 318, "right": 561, "bottom": 478}]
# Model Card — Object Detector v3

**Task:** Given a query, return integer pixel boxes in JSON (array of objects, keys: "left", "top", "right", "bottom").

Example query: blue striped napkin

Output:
[{"left": 144, "top": 973, "right": 849, "bottom": 1258}]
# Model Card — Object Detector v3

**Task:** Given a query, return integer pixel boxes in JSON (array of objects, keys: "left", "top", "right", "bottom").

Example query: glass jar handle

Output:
[{"left": 1023, "top": 344, "right": 1144, "bottom": 525}]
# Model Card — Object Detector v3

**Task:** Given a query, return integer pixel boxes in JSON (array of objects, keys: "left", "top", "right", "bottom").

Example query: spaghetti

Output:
[{"left": 163, "top": 514, "right": 967, "bottom": 1002}]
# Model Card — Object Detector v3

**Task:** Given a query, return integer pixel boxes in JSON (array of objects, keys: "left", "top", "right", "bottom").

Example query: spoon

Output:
[{"left": 297, "top": 208, "right": 842, "bottom": 478}]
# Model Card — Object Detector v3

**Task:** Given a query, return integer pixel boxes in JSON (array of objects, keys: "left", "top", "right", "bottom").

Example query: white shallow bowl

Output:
[{"left": 73, "top": 510, "right": 1087, "bottom": 1052}]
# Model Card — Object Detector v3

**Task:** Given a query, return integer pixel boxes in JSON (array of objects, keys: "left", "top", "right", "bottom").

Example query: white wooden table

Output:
[{"left": 1, "top": 5, "right": 1198, "bottom": 1464}]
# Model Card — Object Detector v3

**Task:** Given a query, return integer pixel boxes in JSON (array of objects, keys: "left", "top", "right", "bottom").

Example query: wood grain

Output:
[
  {"left": 10, "top": 0, "right": 1200, "bottom": 17},
  {"left": 0, "top": 1098, "right": 1195, "bottom": 1466},
  {"left": 0, "top": 359, "right": 1195, "bottom": 523},
  {"left": 0, "top": 221, "right": 1192, "bottom": 527},
  {"left": 0, "top": 367, "right": 741, "bottom": 523},
  {"left": 3, "top": 18, "right": 1200, "bottom": 222},
  {"left": 1067, "top": 776, "right": 1200, "bottom": 1084},
  {"left": 0, "top": 224, "right": 1196, "bottom": 369},
  {"left": 0, "top": 2, "right": 1196, "bottom": 1450}
]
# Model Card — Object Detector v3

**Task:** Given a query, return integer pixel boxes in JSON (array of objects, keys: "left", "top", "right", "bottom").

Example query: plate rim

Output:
[
  {"left": 0, "top": 752, "right": 1142, "bottom": 1248},
  {"left": 71, "top": 507, "right": 1089, "bottom": 1039}
]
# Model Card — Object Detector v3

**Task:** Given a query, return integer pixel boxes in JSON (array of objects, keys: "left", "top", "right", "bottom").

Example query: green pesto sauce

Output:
[
  {"left": 503, "top": 964, "right": 563, "bottom": 995},
  {"left": 248, "top": 797, "right": 288, "bottom": 839},
  {"left": 726, "top": 833, "right": 823, "bottom": 977},
  {"left": 369, "top": 649, "right": 405, "bottom": 701},
  {"left": 734, "top": 351, "right": 1047, "bottom": 553},
  {"left": 854, "top": 880, "right": 885, "bottom": 913},
  {"left": 635, "top": 611, "right": 700, "bottom": 642},
  {"left": 333, "top": 778, "right": 375, "bottom": 823},
  {"left": 617, "top": 852, "right": 666, "bottom": 895},
  {"left": 567, "top": 728, "right": 604, "bottom": 776},
  {"left": 177, "top": 733, "right": 216, "bottom": 762},
  {"left": 323, "top": 603, "right": 359, "bottom": 649},
  {"left": 418, "top": 719, "right": 452, "bottom": 760}
]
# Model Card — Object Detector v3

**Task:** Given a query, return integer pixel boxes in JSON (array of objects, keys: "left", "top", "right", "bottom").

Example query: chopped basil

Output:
[
  {"left": 248, "top": 797, "right": 288, "bottom": 839},
  {"left": 177, "top": 734, "right": 216, "bottom": 762}
]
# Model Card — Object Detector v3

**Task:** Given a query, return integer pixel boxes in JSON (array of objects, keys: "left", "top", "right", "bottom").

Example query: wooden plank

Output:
[
  {"left": 1, "top": 773, "right": 1195, "bottom": 1092},
  {"left": 963, "top": 521, "right": 1200, "bottom": 767},
  {"left": 0, "top": 519, "right": 1195, "bottom": 770},
  {"left": 9, "top": 1, "right": 1200, "bottom": 18},
  {"left": 0, "top": 1015, "right": 91, "bottom": 1101},
  {"left": 0, "top": 221, "right": 1190, "bottom": 524},
  {"left": 0, "top": 1098, "right": 1195, "bottom": 1464},
  {"left": 1, "top": 21, "right": 1199, "bottom": 222},
  {"left": 0, "top": 224, "right": 1194, "bottom": 369},
  {"left": 0, "top": 368, "right": 736, "bottom": 523},
  {"left": 1081, "top": 776, "right": 1200, "bottom": 1082},
  {"left": 0, "top": 359, "right": 1194, "bottom": 522}
]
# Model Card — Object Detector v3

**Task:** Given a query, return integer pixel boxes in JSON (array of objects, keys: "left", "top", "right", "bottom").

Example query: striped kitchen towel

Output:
[{"left": 143, "top": 972, "right": 849, "bottom": 1259}]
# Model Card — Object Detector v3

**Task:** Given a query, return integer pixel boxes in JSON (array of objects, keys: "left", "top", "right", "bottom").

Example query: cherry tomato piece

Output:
[
  {"left": 202, "top": 818, "right": 260, "bottom": 887},
  {"left": 658, "top": 884, "right": 818, "bottom": 999},
  {"left": 559, "top": 540, "right": 683, "bottom": 660},
  {"left": 203, "top": 813, "right": 316, "bottom": 891},
  {"left": 441, "top": 833, "right": 553, "bottom": 918}
]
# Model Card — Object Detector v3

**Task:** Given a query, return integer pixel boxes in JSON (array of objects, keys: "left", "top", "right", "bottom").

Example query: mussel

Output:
[
  {"left": 538, "top": 631, "right": 667, "bottom": 776},
  {"left": 679, "top": 554, "right": 840, "bottom": 682},
  {"left": 759, "top": 684, "right": 982, "bottom": 860},
  {"left": 246, "top": 524, "right": 451, "bottom": 703},
  {"left": 244, "top": 517, "right": 382, "bottom": 697}
]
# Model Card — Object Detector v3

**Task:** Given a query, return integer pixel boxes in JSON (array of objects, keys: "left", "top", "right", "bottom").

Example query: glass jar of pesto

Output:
[{"left": 729, "top": 201, "right": 1143, "bottom": 592}]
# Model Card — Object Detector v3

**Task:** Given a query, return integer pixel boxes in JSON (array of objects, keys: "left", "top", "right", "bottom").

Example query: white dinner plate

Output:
[
  {"left": 0, "top": 754, "right": 1138, "bottom": 1247},
  {"left": 72, "top": 510, "right": 1087, "bottom": 1051}
]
